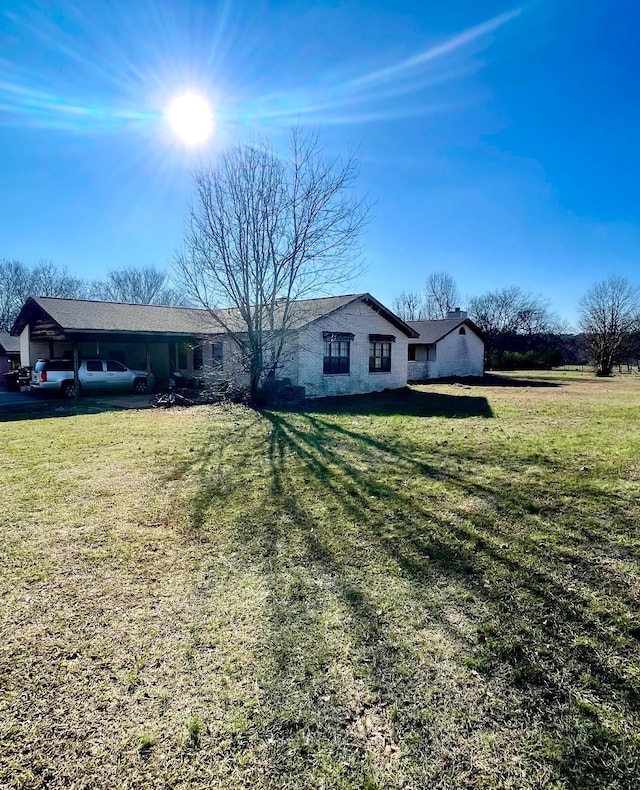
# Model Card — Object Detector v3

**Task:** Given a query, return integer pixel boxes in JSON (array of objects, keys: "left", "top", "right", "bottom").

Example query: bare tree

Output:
[
  {"left": 468, "top": 286, "right": 560, "bottom": 365},
  {"left": 30, "top": 260, "right": 87, "bottom": 300},
  {"left": 578, "top": 275, "right": 640, "bottom": 376},
  {"left": 90, "top": 265, "right": 185, "bottom": 305},
  {"left": 0, "top": 259, "right": 87, "bottom": 332},
  {"left": 0, "top": 260, "right": 31, "bottom": 332},
  {"left": 175, "top": 128, "right": 369, "bottom": 403},
  {"left": 424, "top": 271, "right": 460, "bottom": 319},
  {"left": 392, "top": 291, "right": 425, "bottom": 321},
  {"left": 469, "top": 286, "right": 557, "bottom": 336}
]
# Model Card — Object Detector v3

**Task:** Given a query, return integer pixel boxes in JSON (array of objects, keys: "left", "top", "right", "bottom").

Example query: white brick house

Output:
[
  {"left": 406, "top": 309, "right": 485, "bottom": 380},
  {"left": 277, "top": 294, "right": 418, "bottom": 398},
  {"left": 11, "top": 293, "right": 419, "bottom": 398}
]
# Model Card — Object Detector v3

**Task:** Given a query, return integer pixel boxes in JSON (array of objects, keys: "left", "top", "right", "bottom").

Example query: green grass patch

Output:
[{"left": 1, "top": 372, "right": 639, "bottom": 788}]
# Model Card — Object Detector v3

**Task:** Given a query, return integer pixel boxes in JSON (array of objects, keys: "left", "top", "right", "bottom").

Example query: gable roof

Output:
[
  {"left": 298, "top": 293, "right": 418, "bottom": 337},
  {"left": 407, "top": 317, "right": 485, "bottom": 344},
  {"left": 0, "top": 332, "right": 20, "bottom": 353},
  {"left": 11, "top": 293, "right": 418, "bottom": 339}
]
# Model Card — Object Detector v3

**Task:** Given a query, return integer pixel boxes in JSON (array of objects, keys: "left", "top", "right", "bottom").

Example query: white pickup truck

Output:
[{"left": 31, "top": 358, "right": 154, "bottom": 398}]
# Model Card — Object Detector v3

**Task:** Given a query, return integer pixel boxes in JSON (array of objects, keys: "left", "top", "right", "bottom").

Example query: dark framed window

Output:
[
  {"left": 46, "top": 359, "right": 73, "bottom": 371},
  {"left": 323, "top": 332, "right": 353, "bottom": 375},
  {"left": 323, "top": 340, "right": 350, "bottom": 374},
  {"left": 106, "top": 360, "right": 126, "bottom": 372},
  {"left": 193, "top": 345, "right": 203, "bottom": 371},
  {"left": 369, "top": 341, "right": 391, "bottom": 372},
  {"left": 459, "top": 327, "right": 466, "bottom": 335},
  {"left": 211, "top": 342, "right": 223, "bottom": 369},
  {"left": 86, "top": 360, "right": 103, "bottom": 372},
  {"left": 408, "top": 345, "right": 416, "bottom": 361},
  {"left": 177, "top": 344, "right": 188, "bottom": 370}
]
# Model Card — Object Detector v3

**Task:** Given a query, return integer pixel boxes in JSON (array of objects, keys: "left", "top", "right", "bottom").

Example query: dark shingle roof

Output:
[
  {"left": 407, "top": 318, "right": 483, "bottom": 344},
  {"left": 0, "top": 332, "right": 20, "bottom": 353},
  {"left": 22, "top": 297, "right": 214, "bottom": 335},
  {"left": 11, "top": 293, "right": 417, "bottom": 338}
]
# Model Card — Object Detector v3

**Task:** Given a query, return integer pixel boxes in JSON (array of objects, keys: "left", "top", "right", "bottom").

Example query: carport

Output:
[{"left": 10, "top": 296, "right": 220, "bottom": 389}]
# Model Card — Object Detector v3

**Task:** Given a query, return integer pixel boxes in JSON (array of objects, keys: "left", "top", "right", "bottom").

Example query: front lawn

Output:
[{"left": 1, "top": 372, "right": 639, "bottom": 788}]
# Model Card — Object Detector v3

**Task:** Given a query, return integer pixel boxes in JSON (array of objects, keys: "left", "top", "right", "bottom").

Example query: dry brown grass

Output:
[{"left": 1, "top": 372, "right": 639, "bottom": 788}]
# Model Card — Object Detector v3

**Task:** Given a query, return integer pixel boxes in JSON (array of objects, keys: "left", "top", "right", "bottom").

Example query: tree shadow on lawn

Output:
[
  {"left": 442, "top": 373, "right": 564, "bottom": 388},
  {"left": 305, "top": 387, "right": 495, "bottom": 418},
  {"left": 266, "top": 408, "right": 640, "bottom": 636},
  {"left": 179, "top": 403, "right": 640, "bottom": 787},
  {"left": 257, "top": 410, "right": 640, "bottom": 785}
]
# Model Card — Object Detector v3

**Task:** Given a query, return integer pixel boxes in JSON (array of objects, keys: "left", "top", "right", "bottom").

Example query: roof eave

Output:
[
  {"left": 361, "top": 294, "right": 420, "bottom": 337},
  {"left": 464, "top": 319, "right": 486, "bottom": 341},
  {"left": 10, "top": 295, "right": 64, "bottom": 337},
  {"left": 63, "top": 328, "right": 217, "bottom": 338},
  {"left": 409, "top": 318, "right": 486, "bottom": 344}
]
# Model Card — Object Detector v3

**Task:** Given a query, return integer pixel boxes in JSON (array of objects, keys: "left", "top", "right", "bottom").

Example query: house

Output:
[
  {"left": 11, "top": 293, "right": 419, "bottom": 398},
  {"left": 406, "top": 309, "right": 485, "bottom": 380},
  {"left": 277, "top": 293, "right": 419, "bottom": 398},
  {"left": 0, "top": 332, "right": 21, "bottom": 388}
]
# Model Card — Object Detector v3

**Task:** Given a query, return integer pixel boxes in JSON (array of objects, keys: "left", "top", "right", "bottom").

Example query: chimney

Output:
[{"left": 447, "top": 307, "right": 467, "bottom": 319}]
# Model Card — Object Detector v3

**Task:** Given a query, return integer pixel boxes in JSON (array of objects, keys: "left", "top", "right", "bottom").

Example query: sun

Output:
[{"left": 167, "top": 93, "right": 214, "bottom": 146}]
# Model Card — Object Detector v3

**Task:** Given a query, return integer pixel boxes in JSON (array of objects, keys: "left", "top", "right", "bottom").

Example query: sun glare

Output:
[{"left": 167, "top": 93, "right": 213, "bottom": 145}]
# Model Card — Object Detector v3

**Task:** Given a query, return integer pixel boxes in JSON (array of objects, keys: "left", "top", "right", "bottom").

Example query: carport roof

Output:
[{"left": 12, "top": 296, "right": 217, "bottom": 337}]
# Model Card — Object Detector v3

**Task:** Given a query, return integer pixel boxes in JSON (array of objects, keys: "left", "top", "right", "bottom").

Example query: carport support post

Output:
[
  {"left": 145, "top": 343, "right": 151, "bottom": 389},
  {"left": 73, "top": 344, "right": 80, "bottom": 399}
]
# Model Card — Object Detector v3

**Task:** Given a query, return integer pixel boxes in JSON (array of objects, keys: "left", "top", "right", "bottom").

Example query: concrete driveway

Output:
[
  {"left": 0, "top": 388, "right": 151, "bottom": 418},
  {"left": 0, "top": 389, "right": 54, "bottom": 411},
  {"left": 0, "top": 390, "right": 35, "bottom": 407}
]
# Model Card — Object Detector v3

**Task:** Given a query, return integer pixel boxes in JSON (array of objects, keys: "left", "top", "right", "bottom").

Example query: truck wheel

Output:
[{"left": 61, "top": 380, "right": 76, "bottom": 399}]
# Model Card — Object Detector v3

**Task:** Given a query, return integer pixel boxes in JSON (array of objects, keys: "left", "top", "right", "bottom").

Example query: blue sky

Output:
[{"left": 1, "top": 0, "right": 639, "bottom": 327}]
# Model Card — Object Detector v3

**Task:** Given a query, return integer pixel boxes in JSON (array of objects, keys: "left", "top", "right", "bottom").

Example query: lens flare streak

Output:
[{"left": 0, "top": 6, "right": 521, "bottom": 135}]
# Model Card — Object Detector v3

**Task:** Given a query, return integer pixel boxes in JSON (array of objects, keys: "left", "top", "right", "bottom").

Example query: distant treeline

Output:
[
  {"left": 393, "top": 273, "right": 640, "bottom": 375},
  {"left": 487, "top": 332, "right": 640, "bottom": 371},
  {"left": 487, "top": 334, "right": 585, "bottom": 370}
]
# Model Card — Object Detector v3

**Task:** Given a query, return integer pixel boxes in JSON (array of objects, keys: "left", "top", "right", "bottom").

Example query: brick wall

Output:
[
  {"left": 294, "top": 301, "right": 409, "bottom": 398},
  {"left": 407, "top": 360, "right": 429, "bottom": 381},
  {"left": 407, "top": 328, "right": 484, "bottom": 380},
  {"left": 431, "top": 328, "right": 484, "bottom": 378}
]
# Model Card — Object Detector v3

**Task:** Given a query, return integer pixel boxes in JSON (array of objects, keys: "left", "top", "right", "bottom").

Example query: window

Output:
[
  {"left": 323, "top": 332, "right": 353, "bottom": 375},
  {"left": 193, "top": 345, "right": 203, "bottom": 371},
  {"left": 106, "top": 360, "right": 126, "bottom": 372},
  {"left": 86, "top": 360, "right": 103, "bottom": 372},
  {"left": 459, "top": 327, "right": 466, "bottom": 335},
  {"left": 45, "top": 359, "right": 73, "bottom": 371},
  {"left": 408, "top": 345, "right": 416, "bottom": 361},
  {"left": 369, "top": 342, "right": 391, "bottom": 372},
  {"left": 324, "top": 340, "right": 350, "bottom": 374},
  {"left": 177, "top": 344, "right": 188, "bottom": 370},
  {"left": 211, "top": 342, "right": 223, "bottom": 369}
]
